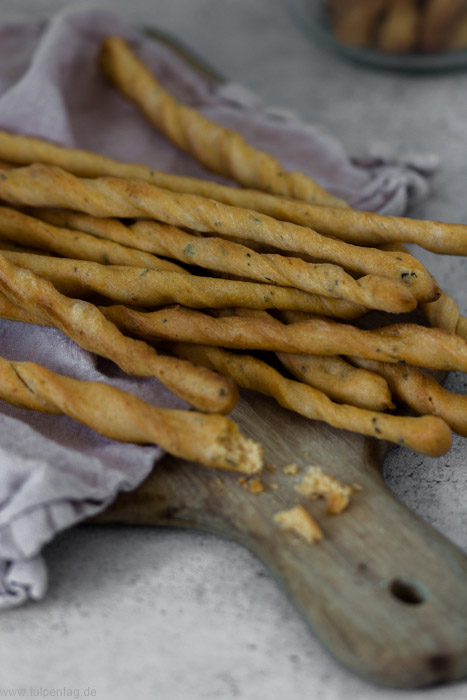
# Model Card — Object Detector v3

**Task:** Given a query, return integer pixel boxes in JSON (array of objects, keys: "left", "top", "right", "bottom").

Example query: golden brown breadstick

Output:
[
  {"left": 166, "top": 342, "right": 452, "bottom": 456},
  {"left": 350, "top": 356, "right": 467, "bottom": 438},
  {"left": 99, "top": 36, "right": 347, "bottom": 209},
  {"left": 0, "top": 164, "right": 437, "bottom": 301},
  {"left": 0, "top": 205, "right": 187, "bottom": 274},
  {"left": 0, "top": 250, "right": 364, "bottom": 315},
  {"left": 0, "top": 356, "right": 261, "bottom": 472},
  {"left": 2, "top": 128, "right": 464, "bottom": 255},
  {"left": 26, "top": 210, "right": 414, "bottom": 312},
  {"left": 377, "top": 0, "right": 419, "bottom": 53},
  {"left": 0, "top": 254, "right": 238, "bottom": 414},
  {"left": 215, "top": 307, "right": 394, "bottom": 411},
  {"left": 99, "top": 302, "right": 467, "bottom": 371},
  {"left": 382, "top": 243, "right": 467, "bottom": 340}
]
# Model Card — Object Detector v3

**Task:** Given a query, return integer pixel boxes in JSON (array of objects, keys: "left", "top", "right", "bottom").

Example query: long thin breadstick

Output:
[
  {"left": 126, "top": 221, "right": 416, "bottom": 313},
  {"left": 98, "top": 303, "right": 467, "bottom": 372},
  {"left": 383, "top": 243, "right": 467, "bottom": 340},
  {"left": 0, "top": 355, "right": 262, "bottom": 473},
  {"left": 225, "top": 307, "right": 394, "bottom": 411},
  {"left": 0, "top": 254, "right": 238, "bottom": 414},
  {"left": 166, "top": 342, "right": 452, "bottom": 457},
  {"left": 99, "top": 36, "right": 347, "bottom": 209},
  {"left": 217, "top": 306, "right": 394, "bottom": 412},
  {"left": 0, "top": 250, "right": 364, "bottom": 315},
  {"left": 0, "top": 129, "right": 462, "bottom": 255},
  {"left": 24, "top": 207, "right": 415, "bottom": 313},
  {"left": 0, "top": 164, "right": 438, "bottom": 301},
  {"left": 29, "top": 209, "right": 365, "bottom": 320},
  {"left": 0, "top": 205, "right": 187, "bottom": 274},
  {"left": 350, "top": 356, "right": 467, "bottom": 438}
]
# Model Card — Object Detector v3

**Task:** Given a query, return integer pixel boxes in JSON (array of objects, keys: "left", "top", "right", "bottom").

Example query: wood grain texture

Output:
[{"left": 92, "top": 389, "right": 467, "bottom": 688}]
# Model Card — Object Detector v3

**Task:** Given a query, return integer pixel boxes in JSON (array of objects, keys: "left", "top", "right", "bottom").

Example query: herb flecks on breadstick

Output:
[
  {"left": 0, "top": 164, "right": 438, "bottom": 301},
  {"left": 0, "top": 250, "right": 364, "bottom": 315},
  {"left": 0, "top": 356, "right": 262, "bottom": 473},
  {"left": 99, "top": 36, "right": 347, "bottom": 209},
  {"left": 0, "top": 254, "right": 238, "bottom": 414},
  {"left": 166, "top": 342, "right": 452, "bottom": 457},
  {"left": 350, "top": 356, "right": 467, "bottom": 438},
  {"left": 99, "top": 303, "right": 467, "bottom": 372},
  {"left": 0, "top": 205, "right": 187, "bottom": 274}
]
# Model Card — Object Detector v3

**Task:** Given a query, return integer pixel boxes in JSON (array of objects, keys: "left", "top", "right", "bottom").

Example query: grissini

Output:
[
  {"left": 349, "top": 356, "right": 467, "bottom": 438},
  {"left": 99, "top": 36, "right": 347, "bottom": 209},
  {"left": 0, "top": 205, "right": 187, "bottom": 274},
  {"left": 19, "top": 207, "right": 416, "bottom": 313},
  {"left": 0, "top": 164, "right": 438, "bottom": 301},
  {"left": 0, "top": 254, "right": 238, "bottom": 414},
  {"left": 0, "top": 250, "right": 365, "bottom": 315},
  {"left": 0, "top": 128, "right": 460, "bottom": 254},
  {"left": 98, "top": 302, "right": 467, "bottom": 372},
  {"left": 166, "top": 341, "right": 452, "bottom": 457},
  {"left": 0, "top": 354, "right": 262, "bottom": 473},
  {"left": 222, "top": 307, "right": 394, "bottom": 411}
]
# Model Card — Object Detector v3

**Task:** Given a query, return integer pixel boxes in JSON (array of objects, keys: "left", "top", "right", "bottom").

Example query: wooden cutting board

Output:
[
  {"left": 89, "top": 27, "right": 467, "bottom": 690},
  {"left": 92, "top": 387, "right": 467, "bottom": 689}
]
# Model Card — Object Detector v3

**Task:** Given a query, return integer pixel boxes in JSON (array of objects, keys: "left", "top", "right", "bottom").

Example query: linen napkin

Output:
[{"left": 0, "top": 4, "right": 437, "bottom": 609}]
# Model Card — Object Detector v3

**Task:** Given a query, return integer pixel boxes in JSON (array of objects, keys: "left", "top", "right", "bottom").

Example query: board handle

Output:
[{"left": 93, "top": 448, "right": 467, "bottom": 689}]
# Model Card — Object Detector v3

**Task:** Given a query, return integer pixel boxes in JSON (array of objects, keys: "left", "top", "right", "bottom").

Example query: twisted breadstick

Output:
[
  {"left": 383, "top": 243, "right": 467, "bottom": 340},
  {"left": 217, "top": 307, "right": 394, "bottom": 411},
  {"left": 230, "top": 308, "right": 393, "bottom": 410},
  {"left": 166, "top": 342, "right": 452, "bottom": 456},
  {"left": 99, "top": 36, "right": 346, "bottom": 209},
  {"left": 0, "top": 355, "right": 261, "bottom": 472},
  {"left": 0, "top": 128, "right": 462, "bottom": 255},
  {"left": 0, "top": 164, "right": 437, "bottom": 301},
  {"left": 0, "top": 250, "right": 363, "bottom": 315},
  {"left": 349, "top": 356, "right": 467, "bottom": 438},
  {"left": 99, "top": 303, "right": 467, "bottom": 371},
  {"left": 23, "top": 209, "right": 416, "bottom": 313},
  {"left": 0, "top": 205, "right": 186, "bottom": 274},
  {"left": 0, "top": 254, "right": 237, "bottom": 414}
]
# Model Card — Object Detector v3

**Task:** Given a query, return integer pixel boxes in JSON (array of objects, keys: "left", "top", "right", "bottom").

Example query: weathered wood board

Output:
[{"left": 93, "top": 388, "right": 467, "bottom": 689}]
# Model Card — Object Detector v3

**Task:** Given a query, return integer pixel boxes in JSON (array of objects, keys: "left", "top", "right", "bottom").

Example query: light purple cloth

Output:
[{"left": 0, "top": 5, "right": 438, "bottom": 609}]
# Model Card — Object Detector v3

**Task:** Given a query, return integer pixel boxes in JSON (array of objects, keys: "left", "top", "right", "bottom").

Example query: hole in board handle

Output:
[{"left": 390, "top": 577, "right": 427, "bottom": 605}]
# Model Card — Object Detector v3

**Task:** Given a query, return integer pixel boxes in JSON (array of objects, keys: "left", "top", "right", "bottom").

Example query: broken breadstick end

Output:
[
  {"left": 296, "top": 466, "right": 355, "bottom": 514},
  {"left": 274, "top": 505, "right": 323, "bottom": 543}
]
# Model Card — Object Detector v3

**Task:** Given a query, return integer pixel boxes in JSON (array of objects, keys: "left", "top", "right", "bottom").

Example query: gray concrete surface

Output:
[{"left": 0, "top": 1, "right": 466, "bottom": 699}]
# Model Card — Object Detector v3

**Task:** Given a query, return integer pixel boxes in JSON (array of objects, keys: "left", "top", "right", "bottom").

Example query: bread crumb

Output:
[
  {"left": 283, "top": 463, "right": 299, "bottom": 475},
  {"left": 265, "top": 464, "right": 276, "bottom": 473},
  {"left": 270, "top": 482, "right": 279, "bottom": 490},
  {"left": 274, "top": 505, "right": 322, "bottom": 543},
  {"left": 296, "top": 466, "right": 354, "bottom": 514},
  {"left": 237, "top": 476, "right": 247, "bottom": 485},
  {"left": 249, "top": 477, "right": 263, "bottom": 493}
]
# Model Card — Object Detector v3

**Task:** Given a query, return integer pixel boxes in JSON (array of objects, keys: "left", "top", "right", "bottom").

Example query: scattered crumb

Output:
[
  {"left": 274, "top": 505, "right": 323, "bottom": 543},
  {"left": 265, "top": 464, "right": 276, "bottom": 473},
  {"left": 352, "top": 482, "right": 363, "bottom": 491},
  {"left": 283, "top": 463, "right": 299, "bottom": 475},
  {"left": 296, "top": 466, "right": 355, "bottom": 514},
  {"left": 237, "top": 476, "right": 247, "bottom": 485},
  {"left": 270, "top": 482, "right": 279, "bottom": 490},
  {"left": 248, "top": 477, "right": 263, "bottom": 494}
]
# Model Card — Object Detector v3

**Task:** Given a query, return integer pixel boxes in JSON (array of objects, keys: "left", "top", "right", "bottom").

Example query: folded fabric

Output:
[{"left": 0, "top": 4, "right": 438, "bottom": 609}]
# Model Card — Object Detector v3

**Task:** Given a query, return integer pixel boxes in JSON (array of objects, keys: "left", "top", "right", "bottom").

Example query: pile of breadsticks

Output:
[
  {"left": 326, "top": 0, "right": 467, "bottom": 54},
  {"left": 0, "top": 36, "right": 465, "bottom": 475}
]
